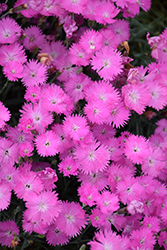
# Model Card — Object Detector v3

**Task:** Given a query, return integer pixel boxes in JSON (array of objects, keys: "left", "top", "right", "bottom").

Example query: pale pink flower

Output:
[
  {"left": 127, "top": 200, "right": 144, "bottom": 215},
  {"left": 0, "top": 182, "right": 11, "bottom": 211}
]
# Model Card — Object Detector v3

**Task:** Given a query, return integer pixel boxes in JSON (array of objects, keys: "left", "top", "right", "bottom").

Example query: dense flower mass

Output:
[{"left": 1, "top": 1, "right": 167, "bottom": 250}]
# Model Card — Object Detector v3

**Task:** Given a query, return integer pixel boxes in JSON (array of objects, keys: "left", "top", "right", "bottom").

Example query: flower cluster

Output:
[{"left": 0, "top": 0, "right": 167, "bottom": 250}]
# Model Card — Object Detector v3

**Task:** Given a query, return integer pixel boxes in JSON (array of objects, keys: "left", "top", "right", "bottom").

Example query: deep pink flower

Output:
[
  {"left": 6, "top": 126, "right": 33, "bottom": 145},
  {"left": 18, "top": 141, "right": 34, "bottom": 157},
  {"left": 46, "top": 223, "right": 69, "bottom": 246},
  {"left": 91, "top": 123, "right": 116, "bottom": 143},
  {"left": 0, "top": 17, "right": 21, "bottom": 44},
  {"left": 35, "top": 130, "right": 60, "bottom": 157},
  {"left": 36, "top": 167, "right": 58, "bottom": 191},
  {"left": 96, "top": 190, "right": 119, "bottom": 214},
  {"left": 63, "top": 114, "right": 89, "bottom": 141},
  {"left": 0, "top": 138, "right": 19, "bottom": 166},
  {"left": 3, "top": 61, "right": 24, "bottom": 81},
  {"left": 74, "top": 141, "right": 110, "bottom": 173},
  {"left": 91, "top": 47, "right": 123, "bottom": 80},
  {"left": 22, "top": 60, "right": 48, "bottom": 86},
  {"left": 0, "top": 43, "right": 26, "bottom": 66},
  {"left": 89, "top": 229, "right": 129, "bottom": 250},
  {"left": 24, "top": 85, "right": 41, "bottom": 103},
  {"left": 58, "top": 156, "right": 78, "bottom": 177},
  {"left": 14, "top": 170, "right": 43, "bottom": 201},
  {"left": 124, "top": 134, "right": 149, "bottom": 164},
  {"left": 79, "top": 30, "right": 103, "bottom": 55},
  {"left": 23, "top": 25, "right": 45, "bottom": 51},
  {"left": 61, "top": 0, "right": 88, "bottom": 14},
  {"left": 78, "top": 182, "right": 99, "bottom": 206},
  {"left": 158, "top": 231, "right": 167, "bottom": 250},
  {"left": 0, "top": 220, "right": 19, "bottom": 247},
  {"left": 69, "top": 42, "right": 90, "bottom": 66},
  {"left": 0, "top": 101, "right": 11, "bottom": 129},
  {"left": 130, "top": 227, "right": 156, "bottom": 250},
  {"left": 55, "top": 201, "right": 87, "bottom": 237},
  {"left": 40, "top": 0, "right": 64, "bottom": 17},
  {"left": 26, "top": 191, "right": 62, "bottom": 225},
  {"left": 142, "top": 215, "right": 160, "bottom": 234}
]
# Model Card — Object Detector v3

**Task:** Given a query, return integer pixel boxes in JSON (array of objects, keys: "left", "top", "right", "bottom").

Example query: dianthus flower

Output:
[
  {"left": 91, "top": 47, "right": 123, "bottom": 80},
  {"left": 25, "top": 191, "right": 62, "bottom": 225},
  {"left": 35, "top": 130, "right": 60, "bottom": 157},
  {"left": 23, "top": 25, "right": 45, "bottom": 51},
  {"left": 40, "top": 84, "right": 73, "bottom": 115},
  {"left": 96, "top": 190, "right": 119, "bottom": 214},
  {"left": 63, "top": 114, "right": 89, "bottom": 141},
  {"left": 124, "top": 134, "right": 149, "bottom": 164},
  {"left": 3, "top": 61, "right": 24, "bottom": 81},
  {"left": 46, "top": 223, "right": 69, "bottom": 246},
  {"left": 36, "top": 167, "right": 58, "bottom": 191},
  {"left": 40, "top": 0, "right": 64, "bottom": 17},
  {"left": 79, "top": 30, "right": 103, "bottom": 55},
  {"left": 158, "top": 231, "right": 167, "bottom": 250},
  {"left": 24, "top": 85, "right": 41, "bottom": 103},
  {"left": 55, "top": 201, "right": 87, "bottom": 237},
  {"left": 22, "top": 60, "right": 48, "bottom": 86},
  {"left": 122, "top": 83, "right": 151, "bottom": 114},
  {"left": 130, "top": 227, "right": 156, "bottom": 250},
  {"left": 0, "top": 182, "right": 11, "bottom": 211},
  {"left": 0, "top": 220, "right": 19, "bottom": 247},
  {"left": 19, "top": 102, "right": 53, "bottom": 134},
  {"left": 89, "top": 229, "right": 129, "bottom": 250},
  {"left": 109, "top": 19, "right": 130, "bottom": 43},
  {"left": 0, "top": 17, "right": 21, "bottom": 44},
  {"left": 74, "top": 141, "right": 110, "bottom": 173},
  {"left": 60, "top": 0, "right": 88, "bottom": 14},
  {"left": 14, "top": 170, "right": 43, "bottom": 201},
  {"left": 91, "top": 123, "right": 116, "bottom": 143},
  {"left": 0, "top": 138, "right": 19, "bottom": 166},
  {"left": 78, "top": 182, "right": 99, "bottom": 206},
  {"left": 58, "top": 156, "right": 78, "bottom": 177},
  {"left": 95, "top": 1, "right": 120, "bottom": 25},
  {"left": 69, "top": 42, "right": 90, "bottom": 66},
  {"left": 0, "top": 101, "right": 11, "bottom": 129},
  {"left": 0, "top": 43, "right": 27, "bottom": 67}
]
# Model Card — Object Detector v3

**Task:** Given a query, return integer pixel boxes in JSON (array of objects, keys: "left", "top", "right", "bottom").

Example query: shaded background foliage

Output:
[{"left": 0, "top": 0, "right": 167, "bottom": 249}]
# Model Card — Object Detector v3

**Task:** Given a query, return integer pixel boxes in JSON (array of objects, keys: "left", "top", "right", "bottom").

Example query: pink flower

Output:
[
  {"left": 91, "top": 47, "right": 123, "bottom": 80},
  {"left": 14, "top": 170, "right": 43, "bottom": 201},
  {"left": 122, "top": 83, "right": 151, "bottom": 114},
  {"left": 35, "top": 130, "right": 60, "bottom": 157},
  {"left": 74, "top": 141, "right": 110, "bottom": 173},
  {"left": 79, "top": 30, "right": 103, "bottom": 55},
  {"left": 6, "top": 126, "right": 33, "bottom": 145},
  {"left": 78, "top": 182, "right": 99, "bottom": 206},
  {"left": 0, "top": 101, "right": 11, "bottom": 128},
  {"left": 89, "top": 229, "right": 129, "bottom": 250},
  {"left": 61, "top": 0, "right": 88, "bottom": 14},
  {"left": 23, "top": 25, "right": 45, "bottom": 51},
  {"left": 0, "top": 43, "right": 27, "bottom": 66},
  {"left": 124, "top": 134, "right": 149, "bottom": 164},
  {"left": 130, "top": 227, "right": 156, "bottom": 250},
  {"left": 22, "top": 60, "right": 48, "bottom": 86},
  {"left": 0, "top": 182, "right": 11, "bottom": 210},
  {"left": 63, "top": 114, "right": 89, "bottom": 141},
  {"left": 18, "top": 141, "right": 34, "bottom": 157},
  {"left": 3, "top": 61, "right": 24, "bottom": 81},
  {"left": 25, "top": 191, "right": 62, "bottom": 225},
  {"left": 63, "top": 15, "right": 78, "bottom": 39},
  {"left": 0, "top": 138, "right": 19, "bottom": 166},
  {"left": 0, "top": 17, "right": 21, "bottom": 44},
  {"left": 58, "top": 156, "right": 78, "bottom": 177},
  {"left": 96, "top": 190, "right": 119, "bottom": 214},
  {"left": 46, "top": 223, "right": 69, "bottom": 246},
  {"left": 0, "top": 220, "right": 19, "bottom": 247},
  {"left": 158, "top": 231, "right": 167, "bottom": 250},
  {"left": 127, "top": 200, "right": 144, "bottom": 215},
  {"left": 36, "top": 167, "right": 58, "bottom": 191},
  {"left": 142, "top": 216, "right": 160, "bottom": 234},
  {"left": 109, "top": 19, "right": 130, "bottom": 43},
  {"left": 91, "top": 123, "right": 116, "bottom": 143},
  {"left": 69, "top": 42, "right": 90, "bottom": 66},
  {"left": 19, "top": 102, "right": 53, "bottom": 134},
  {"left": 55, "top": 201, "right": 87, "bottom": 237},
  {"left": 24, "top": 85, "right": 41, "bottom": 103}
]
